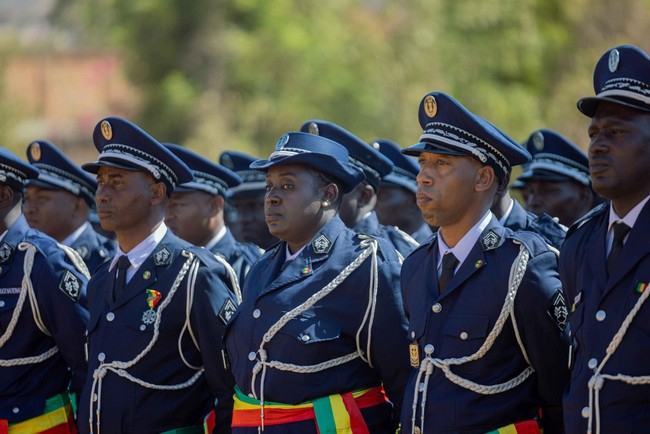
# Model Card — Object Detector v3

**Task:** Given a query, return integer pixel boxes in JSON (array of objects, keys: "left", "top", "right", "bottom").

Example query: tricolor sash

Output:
[
  {"left": 484, "top": 418, "right": 541, "bottom": 434},
  {"left": 232, "top": 385, "right": 387, "bottom": 433},
  {"left": 3, "top": 393, "right": 76, "bottom": 434}
]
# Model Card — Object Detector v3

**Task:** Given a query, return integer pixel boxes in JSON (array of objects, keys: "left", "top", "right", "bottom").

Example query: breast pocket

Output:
[
  {"left": 440, "top": 314, "right": 489, "bottom": 374},
  {"left": 280, "top": 314, "right": 342, "bottom": 345}
]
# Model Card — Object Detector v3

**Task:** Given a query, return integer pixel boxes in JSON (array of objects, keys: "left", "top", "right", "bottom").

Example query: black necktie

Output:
[
  {"left": 438, "top": 252, "right": 459, "bottom": 294},
  {"left": 113, "top": 255, "right": 132, "bottom": 301},
  {"left": 607, "top": 222, "right": 631, "bottom": 276}
]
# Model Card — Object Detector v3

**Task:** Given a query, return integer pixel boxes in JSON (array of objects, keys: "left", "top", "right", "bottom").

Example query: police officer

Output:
[
  {"left": 164, "top": 143, "right": 263, "bottom": 301},
  {"left": 78, "top": 117, "right": 237, "bottom": 434},
  {"left": 516, "top": 129, "right": 598, "bottom": 226},
  {"left": 224, "top": 132, "right": 410, "bottom": 433},
  {"left": 0, "top": 147, "right": 89, "bottom": 433},
  {"left": 561, "top": 44, "right": 650, "bottom": 433},
  {"left": 375, "top": 138, "right": 433, "bottom": 243},
  {"left": 400, "top": 92, "right": 569, "bottom": 434},
  {"left": 23, "top": 140, "right": 116, "bottom": 273},
  {"left": 301, "top": 120, "right": 419, "bottom": 258}
]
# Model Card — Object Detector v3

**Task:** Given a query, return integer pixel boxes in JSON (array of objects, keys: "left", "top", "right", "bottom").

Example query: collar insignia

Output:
[
  {"left": 312, "top": 234, "right": 332, "bottom": 254},
  {"left": 480, "top": 230, "right": 500, "bottom": 251},
  {"left": 0, "top": 243, "right": 13, "bottom": 263},
  {"left": 153, "top": 247, "right": 172, "bottom": 266}
]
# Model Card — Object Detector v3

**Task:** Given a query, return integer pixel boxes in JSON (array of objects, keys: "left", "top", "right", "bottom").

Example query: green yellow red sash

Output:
[
  {"left": 232, "top": 385, "right": 387, "bottom": 433},
  {"left": 484, "top": 418, "right": 541, "bottom": 434},
  {"left": 3, "top": 393, "right": 76, "bottom": 434}
]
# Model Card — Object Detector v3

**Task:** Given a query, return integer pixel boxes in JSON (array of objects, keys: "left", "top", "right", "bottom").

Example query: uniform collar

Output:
[
  {"left": 204, "top": 226, "right": 227, "bottom": 250},
  {"left": 498, "top": 197, "right": 515, "bottom": 225},
  {"left": 437, "top": 209, "right": 493, "bottom": 270},
  {"left": 608, "top": 195, "right": 650, "bottom": 232},
  {"left": 62, "top": 221, "right": 91, "bottom": 247},
  {"left": 110, "top": 221, "right": 168, "bottom": 282}
]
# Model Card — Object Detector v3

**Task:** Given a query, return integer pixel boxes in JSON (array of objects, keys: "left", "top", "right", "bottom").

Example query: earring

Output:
[{"left": 322, "top": 201, "right": 330, "bottom": 207}]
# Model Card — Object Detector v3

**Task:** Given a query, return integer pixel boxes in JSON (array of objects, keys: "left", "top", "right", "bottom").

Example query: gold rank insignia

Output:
[
  {"left": 30, "top": 142, "right": 41, "bottom": 161},
  {"left": 101, "top": 120, "right": 113, "bottom": 140},
  {"left": 423, "top": 95, "right": 437, "bottom": 118},
  {"left": 409, "top": 341, "right": 420, "bottom": 368}
]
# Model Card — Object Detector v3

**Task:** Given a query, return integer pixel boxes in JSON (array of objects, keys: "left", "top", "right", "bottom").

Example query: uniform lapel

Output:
[{"left": 605, "top": 201, "right": 650, "bottom": 292}]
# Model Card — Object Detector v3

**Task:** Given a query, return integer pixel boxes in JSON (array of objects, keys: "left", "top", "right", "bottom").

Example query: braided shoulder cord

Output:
[
  {"left": 0, "top": 243, "right": 59, "bottom": 367},
  {"left": 587, "top": 280, "right": 650, "bottom": 434},
  {"left": 410, "top": 245, "right": 533, "bottom": 434},
  {"left": 89, "top": 251, "right": 203, "bottom": 434}
]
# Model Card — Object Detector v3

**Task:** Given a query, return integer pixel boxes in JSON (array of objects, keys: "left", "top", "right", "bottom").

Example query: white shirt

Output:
[
  {"left": 109, "top": 222, "right": 168, "bottom": 284},
  {"left": 437, "top": 209, "right": 493, "bottom": 276},
  {"left": 204, "top": 226, "right": 227, "bottom": 250},
  {"left": 498, "top": 198, "right": 515, "bottom": 226},
  {"left": 62, "top": 221, "right": 91, "bottom": 247},
  {"left": 606, "top": 195, "right": 650, "bottom": 254}
]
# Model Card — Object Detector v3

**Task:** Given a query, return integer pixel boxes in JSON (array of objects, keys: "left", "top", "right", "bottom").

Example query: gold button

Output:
[{"left": 414, "top": 427, "right": 421, "bottom": 434}]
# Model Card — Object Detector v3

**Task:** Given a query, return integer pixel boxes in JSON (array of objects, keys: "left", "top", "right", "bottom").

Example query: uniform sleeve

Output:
[
  {"left": 32, "top": 245, "right": 89, "bottom": 397},
  {"left": 514, "top": 248, "right": 570, "bottom": 434},
  {"left": 366, "top": 253, "right": 411, "bottom": 429},
  {"left": 190, "top": 261, "right": 237, "bottom": 434}
]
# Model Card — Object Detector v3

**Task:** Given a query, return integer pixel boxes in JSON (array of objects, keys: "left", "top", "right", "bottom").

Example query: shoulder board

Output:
[
  {"left": 566, "top": 202, "right": 608, "bottom": 238},
  {"left": 509, "top": 229, "right": 552, "bottom": 256}
]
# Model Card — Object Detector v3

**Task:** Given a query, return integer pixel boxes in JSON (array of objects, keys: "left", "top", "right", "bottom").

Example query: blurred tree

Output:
[{"left": 49, "top": 0, "right": 650, "bottom": 158}]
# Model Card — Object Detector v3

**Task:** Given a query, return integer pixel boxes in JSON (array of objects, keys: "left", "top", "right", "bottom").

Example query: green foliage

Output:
[{"left": 50, "top": 0, "right": 650, "bottom": 156}]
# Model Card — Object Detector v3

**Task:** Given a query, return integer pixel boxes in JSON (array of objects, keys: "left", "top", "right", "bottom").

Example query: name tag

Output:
[{"left": 0, "top": 287, "right": 21, "bottom": 295}]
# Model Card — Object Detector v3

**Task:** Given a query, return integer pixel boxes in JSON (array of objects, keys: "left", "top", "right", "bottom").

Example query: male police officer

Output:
[
  {"left": 220, "top": 150, "right": 278, "bottom": 250},
  {"left": 561, "top": 44, "right": 650, "bottom": 433},
  {"left": 23, "top": 140, "right": 116, "bottom": 273},
  {"left": 375, "top": 138, "right": 433, "bottom": 243},
  {"left": 0, "top": 147, "right": 89, "bottom": 433},
  {"left": 78, "top": 117, "right": 237, "bottom": 434},
  {"left": 517, "top": 129, "right": 597, "bottom": 226},
  {"left": 301, "top": 120, "right": 419, "bottom": 258},
  {"left": 400, "top": 92, "right": 569, "bottom": 434},
  {"left": 164, "top": 143, "right": 262, "bottom": 301}
]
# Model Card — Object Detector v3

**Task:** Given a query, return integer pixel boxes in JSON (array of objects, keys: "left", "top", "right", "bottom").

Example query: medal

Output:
[{"left": 142, "top": 289, "right": 162, "bottom": 326}]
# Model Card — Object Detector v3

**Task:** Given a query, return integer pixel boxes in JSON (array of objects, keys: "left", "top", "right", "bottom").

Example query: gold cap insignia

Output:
[
  {"left": 100, "top": 121, "right": 113, "bottom": 140},
  {"left": 308, "top": 122, "right": 320, "bottom": 135},
  {"left": 30, "top": 142, "right": 41, "bottom": 161},
  {"left": 423, "top": 95, "right": 437, "bottom": 118}
]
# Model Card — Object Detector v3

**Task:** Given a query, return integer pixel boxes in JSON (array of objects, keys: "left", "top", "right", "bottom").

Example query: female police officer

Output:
[{"left": 224, "top": 131, "right": 410, "bottom": 433}]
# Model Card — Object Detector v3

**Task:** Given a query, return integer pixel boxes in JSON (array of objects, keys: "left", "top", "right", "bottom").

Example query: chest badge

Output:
[
  {"left": 409, "top": 341, "right": 420, "bottom": 368},
  {"left": 141, "top": 289, "right": 162, "bottom": 325},
  {"left": 153, "top": 247, "right": 171, "bottom": 266},
  {"left": 312, "top": 234, "right": 332, "bottom": 254}
]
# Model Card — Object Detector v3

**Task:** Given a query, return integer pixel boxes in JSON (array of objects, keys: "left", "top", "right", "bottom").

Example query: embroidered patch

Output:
[
  {"left": 548, "top": 290, "right": 568, "bottom": 331},
  {"left": 0, "top": 242, "right": 13, "bottom": 263},
  {"left": 75, "top": 245, "right": 89, "bottom": 259},
  {"left": 218, "top": 298, "right": 237, "bottom": 325},
  {"left": 312, "top": 234, "right": 332, "bottom": 254},
  {"left": 0, "top": 287, "right": 21, "bottom": 295},
  {"left": 59, "top": 270, "right": 81, "bottom": 301},
  {"left": 480, "top": 230, "right": 500, "bottom": 251},
  {"left": 153, "top": 247, "right": 171, "bottom": 266}
]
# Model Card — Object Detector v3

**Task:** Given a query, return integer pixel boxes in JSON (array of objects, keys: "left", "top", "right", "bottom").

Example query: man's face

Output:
[
  {"left": 376, "top": 184, "right": 418, "bottom": 228},
  {"left": 415, "top": 152, "right": 482, "bottom": 228},
  {"left": 524, "top": 179, "right": 587, "bottom": 226},
  {"left": 338, "top": 183, "right": 364, "bottom": 228},
  {"left": 23, "top": 186, "right": 81, "bottom": 241},
  {"left": 95, "top": 167, "right": 158, "bottom": 234},
  {"left": 232, "top": 192, "right": 276, "bottom": 249},
  {"left": 588, "top": 102, "right": 650, "bottom": 209},
  {"left": 166, "top": 190, "right": 215, "bottom": 246}
]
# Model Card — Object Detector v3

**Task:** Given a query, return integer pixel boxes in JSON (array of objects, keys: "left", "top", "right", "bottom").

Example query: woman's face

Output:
[{"left": 264, "top": 164, "right": 329, "bottom": 252}]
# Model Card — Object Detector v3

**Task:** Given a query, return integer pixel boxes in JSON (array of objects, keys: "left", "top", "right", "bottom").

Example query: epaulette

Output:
[
  {"left": 391, "top": 226, "right": 420, "bottom": 248},
  {"left": 510, "top": 229, "right": 553, "bottom": 257},
  {"left": 566, "top": 202, "right": 608, "bottom": 238}
]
